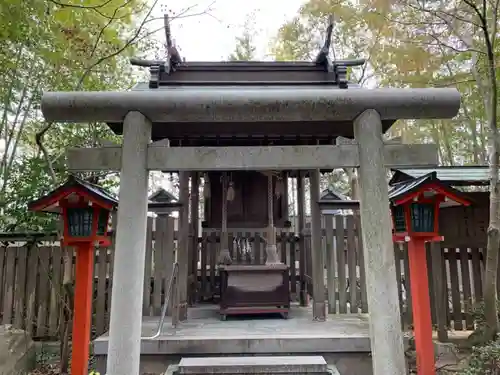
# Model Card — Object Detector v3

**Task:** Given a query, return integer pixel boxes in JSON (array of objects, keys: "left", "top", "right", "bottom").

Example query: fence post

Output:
[{"left": 430, "top": 242, "right": 448, "bottom": 341}]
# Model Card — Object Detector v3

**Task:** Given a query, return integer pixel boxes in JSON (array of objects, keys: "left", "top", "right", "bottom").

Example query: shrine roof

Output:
[
  {"left": 389, "top": 166, "right": 492, "bottom": 186},
  {"left": 318, "top": 188, "right": 359, "bottom": 211},
  {"left": 148, "top": 188, "right": 178, "bottom": 203},
  {"left": 320, "top": 188, "right": 349, "bottom": 201},
  {"left": 128, "top": 59, "right": 363, "bottom": 89},
  {"left": 131, "top": 82, "right": 363, "bottom": 91}
]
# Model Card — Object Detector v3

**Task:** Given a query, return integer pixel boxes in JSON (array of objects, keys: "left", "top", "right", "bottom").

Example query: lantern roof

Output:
[
  {"left": 28, "top": 175, "right": 118, "bottom": 214},
  {"left": 389, "top": 165, "right": 493, "bottom": 186},
  {"left": 388, "top": 172, "right": 471, "bottom": 207}
]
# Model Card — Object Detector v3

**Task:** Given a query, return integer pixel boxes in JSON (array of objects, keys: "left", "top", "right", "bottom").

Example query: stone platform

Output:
[
  {"left": 173, "top": 356, "right": 331, "bottom": 375},
  {"left": 93, "top": 305, "right": 374, "bottom": 375}
]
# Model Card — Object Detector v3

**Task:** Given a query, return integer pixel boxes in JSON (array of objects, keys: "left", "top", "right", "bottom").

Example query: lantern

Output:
[
  {"left": 61, "top": 198, "right": 114, "bottom": 247},
  {"left": 390, "top": 200, "right": 439, "bottom": 239},
  {"left": 388, "top": 172, "right": 471, "bottom": 375},
  {"left": 28, "top": 175, "right": 117, "bottom": 375},
  {"left": 389, "top": 172, "right": 470, "bottom": 241}
]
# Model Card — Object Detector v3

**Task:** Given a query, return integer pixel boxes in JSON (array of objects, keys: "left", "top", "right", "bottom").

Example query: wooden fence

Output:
[{"left": 0, "top": 214, "right": 490, "bottom": 340}]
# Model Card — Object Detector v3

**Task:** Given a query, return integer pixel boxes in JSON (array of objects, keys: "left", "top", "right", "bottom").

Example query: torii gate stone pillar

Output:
[
  {"left": 106, "top": 111, "right": 151, "bottom": 375},
  {"left": 354, "top": 109, "right": 406, "bottom": 375}
]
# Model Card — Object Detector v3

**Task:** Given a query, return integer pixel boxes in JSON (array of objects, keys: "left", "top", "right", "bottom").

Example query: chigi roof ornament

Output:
[
  {"left": 314, "top": 15, "right": 365, "bottom": 88},
  {"left": 128, "top": 14, "right": 366, "bottom": 89},
  {"left": 130, "top": 14, "right": 183, "bottom": 88}
]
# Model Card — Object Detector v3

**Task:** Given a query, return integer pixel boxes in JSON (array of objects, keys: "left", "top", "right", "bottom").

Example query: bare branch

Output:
[
  {"left": 86, "top": 0, "right": 134, "bottom": 61},
  {"left": 432, "top": 79, "right": 476, "bottom": 87},
  {"left": 47, "top": 0, "right": 114, "bottom": 10},
  {"left": 35, "top": 123, "right": 57, "bottom": 183},
  {"left": 0, "top": 46, "right": 23, "bottom": 137},
  {"left": 76, "top": 0, "right": 161, "bottom": 88},
  {"left": 405, "top": 1, "right": 478, "bottom": 48},
  {"left": 462, "top": 0, "right": 486, "bottom": 21},
  {"left": 36, "top": 0, "right": 162, "bottom": 182},
  {"left": 406, "top": 1, "right": 480, "bottom": 27},
  {"left": 400, "top": 36, "right": 480, "bottom": 54},
  {"left": 376, "top": 12, "right": 445, "bottom": 27},
  {"left": 36, "top": 2, "right": 214, "bottom": 183},
  {"left": 356, "top": 27, "right": 384, "bottom": 85}
]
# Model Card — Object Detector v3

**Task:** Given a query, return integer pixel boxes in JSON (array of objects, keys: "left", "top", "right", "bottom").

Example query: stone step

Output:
[{"left": 170, "top": 356, "right": 335, "bottom": 375}]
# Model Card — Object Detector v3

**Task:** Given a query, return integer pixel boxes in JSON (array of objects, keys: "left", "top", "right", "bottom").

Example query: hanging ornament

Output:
[
  {"left": 107, "top": 213, "right": 114, "bottom": 234},
  {"left": 275, "top": 177, "right": 285, "bottom": 197},
  {"left": 203, "top": 173, "right": 211, "bottom": 198},
  {"left": 227, "top": 181, "right": 235, "bottom": 202}
]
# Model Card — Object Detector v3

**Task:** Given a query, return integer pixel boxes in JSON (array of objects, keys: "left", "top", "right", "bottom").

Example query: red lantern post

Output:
[
  {"left": 389, "top": 172, "right": 470, "bottom": 375},
  {"left": 28, "top": 176, "right": 117, "bottom": 375}
]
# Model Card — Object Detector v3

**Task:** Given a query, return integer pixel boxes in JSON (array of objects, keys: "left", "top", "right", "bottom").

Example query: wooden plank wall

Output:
[{"left": 0, "top": 214, "right": 490, "bottom": 339}]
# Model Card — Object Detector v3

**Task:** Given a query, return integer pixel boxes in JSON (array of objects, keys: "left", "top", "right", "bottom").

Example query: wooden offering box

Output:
[{"left": 219, "top": 264, "right": 290, "bottom": 320}]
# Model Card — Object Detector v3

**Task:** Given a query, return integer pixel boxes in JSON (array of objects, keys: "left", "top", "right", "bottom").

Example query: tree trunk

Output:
[
  {"left": 482, "top": 119, "right": 499, "bottom": 341},
  {"left": 439, "top": 120, "right": 455, "bottom": 165},
  {"left": 479, "top": 23, "right": 499, "bottom": 341},
  {"left": 430, "top": 121, "right": 445, "bottom": 164}
]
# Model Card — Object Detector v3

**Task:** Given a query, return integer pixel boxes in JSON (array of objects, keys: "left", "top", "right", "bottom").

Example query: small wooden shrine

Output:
[
  {"left": 203, "top": 171, "right": 291, "bottom": 319},
  {"left": 202, "top": 171, "right": 289, "bottom": 230},
  {"left": 125, "top": 18, "right": 366, "bottom": 319},
  {"left": 149, "top": 188, "right": 178, "bottom": 205}
]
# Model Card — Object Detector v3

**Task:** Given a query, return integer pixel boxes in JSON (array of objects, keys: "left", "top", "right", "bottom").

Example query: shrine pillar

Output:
[
  {"left": 265, "top": 172, "right": 280, "bottom": 264},
  {"left": 189, "top": 172, "right": 200, "bottom": 305},
  {"left": 106, "top": 111, "right": 151, "bottom": 375},
  {"left": 178, "top": 171, "right": 190, "bottom": 320},
  {"left": 354, "top": 109, "right": 406, "bottom": 375},
  {"left": 309, "top": 169, "right": 326, "bottom": 320},
  {"left": 297, "top": 172, "right": 307, "bottom": 306}
]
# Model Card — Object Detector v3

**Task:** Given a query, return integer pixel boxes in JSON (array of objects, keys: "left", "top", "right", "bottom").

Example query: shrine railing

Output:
[{"left": 141, "top": 261, "right": 179, "bottom": 339}]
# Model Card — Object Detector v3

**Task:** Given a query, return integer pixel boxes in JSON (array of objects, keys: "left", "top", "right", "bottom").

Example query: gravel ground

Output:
[{"left": 29, "top": 363, "right": 60, "bottom": 375}]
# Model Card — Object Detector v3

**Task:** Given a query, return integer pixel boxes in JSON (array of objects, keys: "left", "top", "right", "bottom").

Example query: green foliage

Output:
[
  {"left": 460, "top": 340, "right": 500, "bottom": 374},
  {"left": 270, "top": 0, "right": 499, "bottom": 167},
  {"left": 0, "top": 0, "right": 153, "bottom": 231},
  {"left": 228, "top": 13, "right": 257, "bottom": 61},
  {"left": 0, "top": 155, "right": 62, "bottom": 231},
  {"left": 229, "top": 34, "right": 256, "bottom": 61},
  {"left": 456, "top": 303, "right": 500, "bottom": 373}
]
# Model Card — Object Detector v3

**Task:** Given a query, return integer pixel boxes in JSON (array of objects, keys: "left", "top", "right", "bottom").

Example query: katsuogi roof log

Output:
[{"left": 42, "top": 87, "right": 460, "bottom": 125}]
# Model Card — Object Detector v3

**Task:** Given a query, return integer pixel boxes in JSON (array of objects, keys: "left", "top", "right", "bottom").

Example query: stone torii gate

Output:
[{"left": 41, "top": 86, "right": 460, "bottom": 375}]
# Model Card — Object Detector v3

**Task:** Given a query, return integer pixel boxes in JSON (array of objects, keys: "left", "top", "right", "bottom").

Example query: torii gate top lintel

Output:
[{"left": 41, "top": 87, "right": 460, "bottom": 143}]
